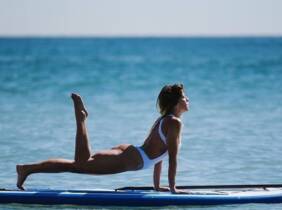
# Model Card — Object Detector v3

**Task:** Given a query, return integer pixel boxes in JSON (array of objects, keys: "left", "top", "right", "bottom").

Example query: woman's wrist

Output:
[
  {"left": 170, "top": 186, "right": 176, "bottom": 193},
  {"left": 155, "top": 186, "right": 170, "bottom": 192},
  {"left": 154, "top": 185, "right": 160, "bottom": 190}
]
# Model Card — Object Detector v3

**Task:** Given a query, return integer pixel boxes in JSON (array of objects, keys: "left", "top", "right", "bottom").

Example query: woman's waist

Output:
[{"left": 137, "top": 145, "right": 167, "bottom": 160}]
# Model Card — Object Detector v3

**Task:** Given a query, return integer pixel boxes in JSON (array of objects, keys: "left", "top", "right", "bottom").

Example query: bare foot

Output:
[
  {"left": 16, "top": 165, "right": 28, "bottom": 190},
  {"left": 71, "top": 93, "right": 89, "bottom": 118}
]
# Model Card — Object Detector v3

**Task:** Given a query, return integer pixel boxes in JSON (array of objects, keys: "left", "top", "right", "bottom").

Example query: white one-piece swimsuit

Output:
[{"left": 135, "top": 114, "right": 176, "bottom": 170}]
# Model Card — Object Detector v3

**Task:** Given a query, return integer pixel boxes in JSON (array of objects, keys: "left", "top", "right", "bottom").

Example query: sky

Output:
[{"left": 0, "top": 0, "right": 282, "bottom": 36}]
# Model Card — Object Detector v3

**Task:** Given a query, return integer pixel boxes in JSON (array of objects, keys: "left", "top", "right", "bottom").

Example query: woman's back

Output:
[{"left": 141, "top": 116, "right": 169, "bottom": 159}]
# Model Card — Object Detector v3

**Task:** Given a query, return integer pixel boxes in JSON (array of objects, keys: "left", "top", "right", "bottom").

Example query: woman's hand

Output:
[
  {"left": 154, "top": 186, "right": 170, "bottom": 192},
  {"left": 170, "top": 187, "right": 190, "bottom": 194}
]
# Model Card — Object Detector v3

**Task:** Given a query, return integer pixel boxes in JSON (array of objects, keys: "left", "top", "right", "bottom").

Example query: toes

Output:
[
  {"left": 71, "top": 93, "right": 88, "bottom": 118},
  {"left": 71, "top": 93, "right": 79, "bottom": 100},
  {"left": 16, "top": 182, "right": 23, "bottom": 190},
  {"left": 17, "top": 185, "right": 25, "bottom": 191}
]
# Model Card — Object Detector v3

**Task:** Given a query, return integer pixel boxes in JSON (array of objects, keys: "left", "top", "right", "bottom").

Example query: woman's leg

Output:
[
  {"left": 16, "top": 145, "right": 142, "bottom": 190},
  {"left": 16, "top": 94, "right": 142, "bottom": 190},
  {"left": 73, "top": 144, "right": 141, "bottom": 175},
  {"left": 16, "top": 159, "right": 76, "bottom": 190},
  {"left": 16, "top": 93, "right": 91, "bottom": 190},
  {"left": 71, "top": 93, "right": 92, "bottom": 163}
]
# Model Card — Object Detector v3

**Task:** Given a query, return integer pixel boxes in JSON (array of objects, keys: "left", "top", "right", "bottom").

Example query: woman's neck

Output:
[{"left": 169, "top": 111, "right": 182, "bottom": 119}]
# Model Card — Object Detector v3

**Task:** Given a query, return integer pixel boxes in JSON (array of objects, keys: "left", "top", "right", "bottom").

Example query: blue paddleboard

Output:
[{"left": 1, "top": 185, "right": 282, "bottom": 206}]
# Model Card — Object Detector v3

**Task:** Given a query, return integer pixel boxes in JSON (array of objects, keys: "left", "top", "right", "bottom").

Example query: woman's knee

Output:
[
  {"left": 74, "top": 155, "right": 90, "bottom": 164},
  {"left": 73, "top": 160, "right": 89, "bottom": 173}
]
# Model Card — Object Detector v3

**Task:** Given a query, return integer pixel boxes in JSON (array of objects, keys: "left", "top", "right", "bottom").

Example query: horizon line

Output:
[{"left": 1, "top": 34, "right": 282, "bottom": 39}]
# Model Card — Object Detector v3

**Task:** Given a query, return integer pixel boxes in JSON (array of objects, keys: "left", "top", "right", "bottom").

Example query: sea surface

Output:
[{"left": 0, "top": 37, "right": 281, "bottom": 209}]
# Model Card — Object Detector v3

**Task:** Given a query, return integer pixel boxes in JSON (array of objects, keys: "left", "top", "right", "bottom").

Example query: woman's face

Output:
[{"left": 178, "top": 91, "right": 190, "bottom": 113}]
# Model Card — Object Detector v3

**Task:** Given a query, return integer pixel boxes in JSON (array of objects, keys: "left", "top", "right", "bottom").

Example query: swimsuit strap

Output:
[
  {"left": 158, "top": 114, "right": 177, "bottom": 144},
  {"left": 158, "top": 119, "right": 166, "bottom": 143}
]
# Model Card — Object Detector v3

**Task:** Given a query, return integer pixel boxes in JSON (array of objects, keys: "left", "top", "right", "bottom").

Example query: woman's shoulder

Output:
[{"left": 165, "top": 115, "right": 182, "bottom": 129}]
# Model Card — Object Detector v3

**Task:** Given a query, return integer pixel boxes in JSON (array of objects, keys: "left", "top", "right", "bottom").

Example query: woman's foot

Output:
[
  {"left": 71, "top": 93, "right": 89, "bottom": 118},
  {"left": 80, "top": 110, "right": 87, "bottom": 121},
  {"left": 16, "top": 165, "right": 28, "bottom": 190}
]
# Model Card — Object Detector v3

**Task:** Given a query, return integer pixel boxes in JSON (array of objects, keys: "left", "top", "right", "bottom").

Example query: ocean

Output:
[{"left": 0, "top": 37, "right": 281, "bottom": 209}]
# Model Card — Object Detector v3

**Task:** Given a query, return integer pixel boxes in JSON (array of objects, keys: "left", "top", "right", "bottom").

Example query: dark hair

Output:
[{"left": 157, "top": 83, "right": 184, "bottom": 116}]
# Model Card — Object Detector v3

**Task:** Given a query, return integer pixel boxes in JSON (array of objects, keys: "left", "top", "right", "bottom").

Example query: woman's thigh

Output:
[
  {"left": 81, "top": 154, "right": 125, "bottom": 174},
  {"left": 92, "top": 144, "right": 132, "bottom": 157},
  {"left": 78, "top": 145, "right": 141, "bottom": 174}
]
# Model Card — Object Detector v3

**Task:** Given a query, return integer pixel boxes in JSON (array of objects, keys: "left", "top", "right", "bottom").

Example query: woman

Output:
[{"left": 16, "top": 84, "right": 189, "bottom": 193}]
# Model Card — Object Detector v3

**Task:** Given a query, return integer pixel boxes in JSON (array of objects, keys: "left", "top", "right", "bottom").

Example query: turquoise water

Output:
[{"left": 0, "top": 37, "right": 282, "bottom": 209}]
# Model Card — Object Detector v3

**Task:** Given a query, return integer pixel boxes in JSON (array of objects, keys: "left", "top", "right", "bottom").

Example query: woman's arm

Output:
[
  {"left": 153, "top": 161, "right": 162, "bottom": 190},
  {"left": 167, "top": 118, "right": 181, "bottom": 193},
  {"left": 153, "top": 161, "right": 169, "bottom": 191}
]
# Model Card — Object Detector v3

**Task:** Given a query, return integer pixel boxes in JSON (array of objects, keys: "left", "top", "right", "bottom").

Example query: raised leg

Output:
[{"left": 71, "top": 93, "right": 92, "bottom": 163}]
